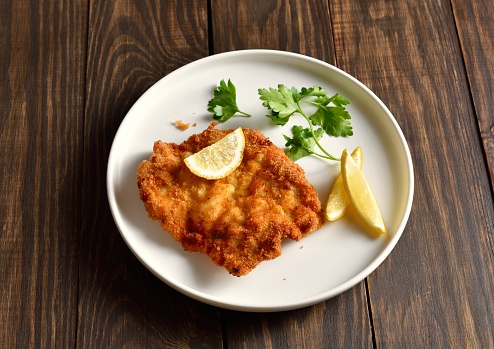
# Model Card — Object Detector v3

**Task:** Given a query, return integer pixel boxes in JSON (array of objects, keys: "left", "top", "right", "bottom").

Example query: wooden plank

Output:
[
  {"left": 210, "top": 0, "right": 336, "bottom": 62},
  {"left": 331, "top": 0, "right": 494, "bottom": 347},
  {"left": 77, "top": 0, "right": 223, "bottom": 347},
  {"left": 0, "top": 0, "right": 86, "bottom": 347},
  {"left": 210, "top": 1, "right": 373, "bottom": 348},
  {"left": 224, "top": 288, "right": 372, "bottom": 348},
  {"left": 452, "top": 0, "right": 494, "bottom": 188}
]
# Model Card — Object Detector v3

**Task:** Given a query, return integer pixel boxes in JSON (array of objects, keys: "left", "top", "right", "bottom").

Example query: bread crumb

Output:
[
  {"left": 300, "top": 245, "right": 304, "bottom": 249},
  {"left": 174, "top": 120, "right": 190, "bottom": 130},
  {"left": 283, "top": 277, "right": 287, "bottom": 280}
]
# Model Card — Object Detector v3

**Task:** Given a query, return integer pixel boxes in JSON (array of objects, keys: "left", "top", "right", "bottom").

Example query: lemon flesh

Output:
[
  {"left": 325, "top": 147, "right": 363, "bottom": 221},
  {"left": 184, "top": 127, "right": 245, "bottom": 180},
  {"left": 341, "top": 149, "right": 386, "bottom": 236}
]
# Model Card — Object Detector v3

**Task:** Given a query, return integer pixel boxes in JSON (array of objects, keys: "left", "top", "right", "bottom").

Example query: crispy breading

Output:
[{"left": 137, "top": 123, "right": 324, "bottom": 276}]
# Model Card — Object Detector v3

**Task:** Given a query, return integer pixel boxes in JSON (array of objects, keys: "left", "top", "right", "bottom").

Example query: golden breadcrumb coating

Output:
[{"left": 137, "top": 123, "right": 324, "bottom": 276}]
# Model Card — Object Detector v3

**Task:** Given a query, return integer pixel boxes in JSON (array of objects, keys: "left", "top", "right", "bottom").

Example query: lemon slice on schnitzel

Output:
[{"left": 184, "top": 127, "right": 245, "bottom": 179}]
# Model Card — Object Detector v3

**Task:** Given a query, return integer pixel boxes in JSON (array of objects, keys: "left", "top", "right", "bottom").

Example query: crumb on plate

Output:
[{"left": 174, "top": 120, "right": 190, "bottom": 130}]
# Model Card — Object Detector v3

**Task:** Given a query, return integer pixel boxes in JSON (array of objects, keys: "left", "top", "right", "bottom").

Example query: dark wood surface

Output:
[{"left": 1, "top": 0, "right": 493, "bottom": 348}]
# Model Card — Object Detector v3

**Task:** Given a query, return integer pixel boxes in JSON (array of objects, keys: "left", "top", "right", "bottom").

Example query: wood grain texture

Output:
[
  {"left": 210, "top": 0, "right": 336, "bottom": 63},
  {"left": 0, "top": 0, "right": 87, "bottom": 347},
  {"left": 452, "top": 0, "right": 494, "bottom": 189},
  {"left": 210, "top": 1, "right": 373, "bottom": 348},
  {"left": 77, "top": 0, "right": 223, "bottom": 347},
  {"left": 331, "top": 0, "right": 494, "bottom": 347},
  {"left": 224, "top": 287, "right": 372, "bottom": 349}
]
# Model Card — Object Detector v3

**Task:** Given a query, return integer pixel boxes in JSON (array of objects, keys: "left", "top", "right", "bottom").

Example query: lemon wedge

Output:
[
  {"left": 325, "top": 147, "right": 363, "bottom": 221},
  {"left": 184, "top": 127, "right": 245, "bottom": 179},
  {"left": 341, "top": 148, "right": 386, "bottom": 236}
]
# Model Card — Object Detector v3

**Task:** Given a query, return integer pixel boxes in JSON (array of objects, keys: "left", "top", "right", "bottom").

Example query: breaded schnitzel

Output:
[{"left": 137, "top": 123, "right": 324, "bottom": 276}]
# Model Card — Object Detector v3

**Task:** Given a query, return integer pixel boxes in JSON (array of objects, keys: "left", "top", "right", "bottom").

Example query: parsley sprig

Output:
[
  {"left": 259, "top": 84, "right": 352, "bottom": 161},
  {"left": 207, "top": 79, "right": 251, "bottom": 122},
  {"left": 207, "top": 80, "right": 353, "bottom": 161}
]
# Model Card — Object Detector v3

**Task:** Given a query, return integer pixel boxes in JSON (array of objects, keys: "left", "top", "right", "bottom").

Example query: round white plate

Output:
[{"left": 107, "top": 50, "right": 414, "bottom": 312}]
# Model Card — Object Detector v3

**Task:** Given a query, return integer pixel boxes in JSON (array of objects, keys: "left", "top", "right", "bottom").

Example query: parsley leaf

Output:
[
  {"left": 207, "top": 79, "right": 250, "bottom": 122},
  {"left": 267, "top": 111, "right": 291, "bottom": 126},
  {"left": 284, "top": 126, "right": 325, "bottom": 161},
  {"left": 309, "top": 104, "right": 353, "bottom": 137},
  {"left": 259, "top": 84, "right": 353, "bottom": 161},
  {"left": 258, "top": 85, "right": 300, "bottom": 118}
]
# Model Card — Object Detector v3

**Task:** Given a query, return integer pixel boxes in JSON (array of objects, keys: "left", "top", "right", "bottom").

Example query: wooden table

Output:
[{"left": 1, "top": 0, "right": 493, "bottom": 347}]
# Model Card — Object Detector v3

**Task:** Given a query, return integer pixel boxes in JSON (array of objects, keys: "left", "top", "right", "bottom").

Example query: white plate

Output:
[{"left": 107, "top": 50, "right": 414, "bottom": 312}]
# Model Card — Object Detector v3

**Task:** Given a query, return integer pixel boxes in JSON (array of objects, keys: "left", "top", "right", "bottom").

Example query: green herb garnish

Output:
[
  {"left": 207, "top": 79, "right": 250, "bottom": 122},
  {"left": 207, "top": 80, "right": 353, "bottom": 161},
  {"left": 258, "top": 84, "right": 352, "bottom": 161}
]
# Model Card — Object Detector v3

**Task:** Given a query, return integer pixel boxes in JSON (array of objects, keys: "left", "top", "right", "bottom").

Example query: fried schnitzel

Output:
[{"left": 137, "top": 123, "right": 324, "bottom": 276}]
